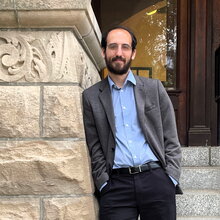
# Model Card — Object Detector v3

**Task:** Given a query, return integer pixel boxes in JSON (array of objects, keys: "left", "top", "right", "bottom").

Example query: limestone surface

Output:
[
  {"left": 0, "top": 141, "right": 93, "bottom": 195},
  {"left": 43, "top": 86, "right": 84, "bottom": 138},
  {"left": 43, "top": 196, "right": 97, "bottom": 220},
  {"left": 0, "top": 198, "right": 39, "bottom": 220},
  {"left": 0, "top": 86, "right": 40, "bottom": 138}
]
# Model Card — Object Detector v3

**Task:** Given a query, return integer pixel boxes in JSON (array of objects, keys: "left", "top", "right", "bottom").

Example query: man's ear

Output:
[
  {"left": 131, "top": 49, "right": 136, "bottom": 60},
  {"left": 101, "top": 48, "right": 106, "bottom": 58}
]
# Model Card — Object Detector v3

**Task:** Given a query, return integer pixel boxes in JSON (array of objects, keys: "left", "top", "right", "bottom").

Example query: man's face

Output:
[{"left": 102, "top": 29, "right": 136, "bottom": 75}]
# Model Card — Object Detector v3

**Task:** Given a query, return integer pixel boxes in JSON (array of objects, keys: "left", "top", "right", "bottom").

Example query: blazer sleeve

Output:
[
  {"left": 82, "top": 91, "right": 109, "bottom": 190},
  {"left": 157, "top": 80, "right": 182, "bottom": 182}
]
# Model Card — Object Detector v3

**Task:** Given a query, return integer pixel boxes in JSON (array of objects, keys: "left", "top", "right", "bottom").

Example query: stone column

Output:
[{"left": 0, "top": 0, "right": 104, "bottom": 219}]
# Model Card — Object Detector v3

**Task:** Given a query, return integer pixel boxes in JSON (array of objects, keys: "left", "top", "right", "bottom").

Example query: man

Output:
[{"left": 82, "top": 26, "right": 182, "bottom": 220}]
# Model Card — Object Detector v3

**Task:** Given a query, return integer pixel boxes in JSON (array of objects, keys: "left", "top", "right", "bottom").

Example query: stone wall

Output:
[{"left": 0, "top": 0, "right": 104, "bottom": 219}]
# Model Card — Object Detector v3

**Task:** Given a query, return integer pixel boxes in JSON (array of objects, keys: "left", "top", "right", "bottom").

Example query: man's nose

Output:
[{"left": 115, "top": 46, "right": 123, "bottom": 56}]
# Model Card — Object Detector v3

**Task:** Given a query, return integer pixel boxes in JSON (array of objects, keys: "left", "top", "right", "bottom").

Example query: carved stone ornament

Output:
[{"left": 0, "top": 31, "right": 76, "bottom": 82}]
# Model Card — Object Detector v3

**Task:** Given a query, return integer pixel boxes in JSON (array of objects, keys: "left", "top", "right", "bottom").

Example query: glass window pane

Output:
[{"left": 98, "top": 0, "right": 177, "bottom": 89}]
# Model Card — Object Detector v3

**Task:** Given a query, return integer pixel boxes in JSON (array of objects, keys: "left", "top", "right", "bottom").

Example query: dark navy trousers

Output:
[{"left": 99, "top": 167, "right": 176, "bottom": 220}]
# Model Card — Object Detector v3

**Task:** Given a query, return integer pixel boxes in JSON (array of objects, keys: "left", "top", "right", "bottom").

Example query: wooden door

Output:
[{"left": 212, "top": 0, "right": 220, "bottom": 145}]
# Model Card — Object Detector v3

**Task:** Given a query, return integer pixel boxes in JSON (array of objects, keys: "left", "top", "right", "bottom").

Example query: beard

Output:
[{"left": 105, "top": 55, "right": 132, "bottom": 75}]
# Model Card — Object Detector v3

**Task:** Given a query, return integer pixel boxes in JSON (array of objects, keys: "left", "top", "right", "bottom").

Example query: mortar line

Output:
[
  {"left": 13, "top": 0, "right": 20, "bottom": 28},
  {"left": 40, "top": 197, "right": 44, "bottom": 220},
  {"left": 40, "top": 86, "right": 44, "bottom": 137},
  {"left": 0, "top": 193, "right": 94, "bottom": 199},
  {"left": 0, "top": 137, "right": 85, "bottom": 141},
  {"left": 0, "top": 82, "right": 80, "bottom": 86}
]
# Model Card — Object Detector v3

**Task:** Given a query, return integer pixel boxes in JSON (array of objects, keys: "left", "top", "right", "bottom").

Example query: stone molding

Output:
[
  {"left": 0, "top": 31, "right": 100, "bottom": 85},
  {"left": 0, "top": 1, "right": 105, "bottom": 71}
]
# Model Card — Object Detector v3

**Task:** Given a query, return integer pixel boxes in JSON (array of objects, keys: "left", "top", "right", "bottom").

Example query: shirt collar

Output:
[{"left": 108, "top": 70, "right": 136, "bottom": 91}]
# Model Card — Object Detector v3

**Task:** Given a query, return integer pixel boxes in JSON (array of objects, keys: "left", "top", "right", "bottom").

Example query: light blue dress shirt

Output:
[
  {"left": 108, "top": 71, "right": 158, "bottom": 168},
  {"left": 100, "top": 71, "right": 177, "bottom": 191}
]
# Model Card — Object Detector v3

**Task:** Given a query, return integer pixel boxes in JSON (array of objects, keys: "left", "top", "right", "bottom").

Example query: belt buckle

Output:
[{"left": 129, "top": 165, "right": 142, "bottom": 174}]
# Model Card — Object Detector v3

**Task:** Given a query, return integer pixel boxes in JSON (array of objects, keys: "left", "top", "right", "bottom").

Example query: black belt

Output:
[{"left": 111, "top": 161, "right": 161, "bottom": 175}]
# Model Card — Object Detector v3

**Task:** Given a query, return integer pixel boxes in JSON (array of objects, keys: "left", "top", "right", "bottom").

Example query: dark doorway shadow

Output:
[{"left": 215, "top": 47, "right": 220, "bottom": 145}]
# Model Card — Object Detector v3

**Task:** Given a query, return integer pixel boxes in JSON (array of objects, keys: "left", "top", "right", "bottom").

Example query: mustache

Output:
[{"left": 112, "top": 56, "right": 126, "bottom": 62}]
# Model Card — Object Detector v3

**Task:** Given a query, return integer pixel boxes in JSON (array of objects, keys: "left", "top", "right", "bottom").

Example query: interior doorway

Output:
[
  {"left": 92, "top": 0, "right": 177, "bottom": 88},
  {"left": 91, "top": 0, "right": 188, "bottom": 145}
]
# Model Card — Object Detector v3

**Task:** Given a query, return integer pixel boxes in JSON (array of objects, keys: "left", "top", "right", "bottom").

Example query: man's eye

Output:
[
  {"left": 122, "top": 44, "right": 132, "bottom": 50},
  {"left": 107, "top": 44, "right": 132, "bottom": 51},
  {"left": 108, "top": 44, "right": 118, "bottom": 50}
]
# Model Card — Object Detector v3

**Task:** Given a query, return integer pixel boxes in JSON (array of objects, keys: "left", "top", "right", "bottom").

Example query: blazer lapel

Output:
[
  {"left": 134, "top": 75, "right": 158, "bottom": 151},
  {"left": 99, "top": 78, "right": 116, "bottom": 136},
  {"left": 134, "top": 75, "right": 146, "bottom": 124}
]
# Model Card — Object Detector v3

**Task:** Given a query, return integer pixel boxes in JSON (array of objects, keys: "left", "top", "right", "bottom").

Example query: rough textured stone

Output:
[
  {"left": 176, "top": 192, "right": 220, "bottom": 217},
  {"left": 0, "top": 198, "right": 39, "bottom": 220},
  {"left": 43, "top": 86, "right": 84, "bottom": 138},
  {"left": 0, "top": 0, "right": 14, "bottom": 9},
  {"left": 0, "top": 141, "right": 93, "bottom": 195},
  {"left": 180, "top": 167, "right": 220, "bottom": 190},
  {"left": 0, "top": 1, "right": 101, "bottom": 219},
  {"left": 181, "top": 147, "right": 209, "bottom": 167},
  {"left": 178, "top": 218, "right": 220, "bottom": 220},
  {"left": 211, "top": 147, "right": 220, "bottom": 166},
  {"left": 44, "top": 196, "right": 97, "bottom": 220},
  {"left": 0, "top": 86, "right": 40, "bottom": 137},
  {"left": 15, "top": 0, "right": 90, "bottom": 10}
]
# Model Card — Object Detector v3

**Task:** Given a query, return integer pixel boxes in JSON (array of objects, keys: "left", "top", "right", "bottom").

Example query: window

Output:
[{"left": 93, "top": 0, "right": 177, "bottom": 89}]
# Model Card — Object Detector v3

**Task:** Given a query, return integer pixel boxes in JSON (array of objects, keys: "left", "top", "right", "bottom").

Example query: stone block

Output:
[
  {"left": 43, "top": 196, "right": 97, "bottom": 220},
  {"left": 0, "top": 198, "right": 39, "bottom": 220},
  {"left": 180, "top": 167, "right": 220, "bottom": 190},
  {"left": 0, "top": 86, "right": 40, "bottom": 137},
  {"left": 0, "top": 11, "right": 18, "bottom": 28},
  {"left": 15, "top": 0, "right": 90, "bottom": 10},
  {"left": 0, "top": 0, "right": 14, "bottom": 9},
  {"left": 178, "top": 218, "right": 220, "bottom": 220},
  {"left": 0, "top": 140, "right": 93, "bottom": 195},
  {"left": 211, "top": 147, "right": 220, "bottom": 166},
  {"left": 43, "top": 86, "right": 84, "bottom": 138},
  {"left": 176, "top": 192, "right": 220, "bottom": 217},
  {"left": 181, "top": 147, "right": 209, "bottom": 167}
]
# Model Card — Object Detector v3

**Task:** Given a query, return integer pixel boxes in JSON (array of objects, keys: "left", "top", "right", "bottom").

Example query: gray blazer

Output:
[{"left": 82, "top": 75, "right": 182, "bottom": 194}]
